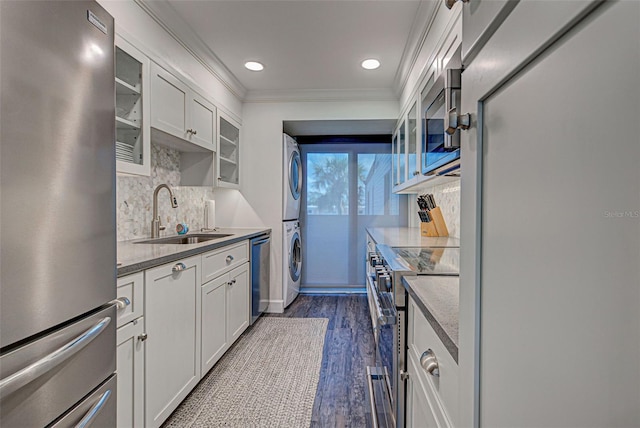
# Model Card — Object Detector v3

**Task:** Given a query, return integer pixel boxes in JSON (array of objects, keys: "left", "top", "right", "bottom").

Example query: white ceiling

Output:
[{"left": 139, "top": 0, "right": 429, "bottom": 100}]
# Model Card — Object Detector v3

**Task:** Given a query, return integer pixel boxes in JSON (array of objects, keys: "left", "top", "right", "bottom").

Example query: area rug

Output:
[{"left": 162, "top": 317, "right": 329, "bottom": 428}]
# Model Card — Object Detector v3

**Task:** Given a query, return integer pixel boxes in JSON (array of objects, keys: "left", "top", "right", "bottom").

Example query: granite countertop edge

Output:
[
  {"left": 117, "top": 228, "right": 271, "bottom": 277},
  {"left": 402, "top": 276, "right": 459, "bottom": 364}
]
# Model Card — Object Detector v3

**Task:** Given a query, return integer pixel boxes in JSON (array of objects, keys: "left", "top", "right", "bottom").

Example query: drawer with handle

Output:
[
  {"left": 115, "top": 272, "right": 144, "bottom": 328},
  {"left": 201, "top": 241, "right": 249, "bottom": 284},
  {"left": 408, "top": 297, "right": 458, "bottom": 425}
]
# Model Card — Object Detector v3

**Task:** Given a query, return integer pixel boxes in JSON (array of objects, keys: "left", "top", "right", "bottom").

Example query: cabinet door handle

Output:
[
  {"left": 172, "top": 262, "right": 187, "bottom": 273},
  {"left": 192, "top": 129, "right": 197, "bottom": 135},
  {"left": 231, "top": 279, "right": 236, "bottom": 284},
  {"left": 445, "top": 0, "right": 469, "bottom": 10},
  {"left": 225, "top": 255, "right": 234, "bottom": 263},
  {"left": 186, "top": 128, "right": 194, "bottom": 134},
  {"left": 420, "top": 349, "right": 440, "bottom": 377},
  {"left": 138, "top": 333, "right": 148, "bottom": 342}
]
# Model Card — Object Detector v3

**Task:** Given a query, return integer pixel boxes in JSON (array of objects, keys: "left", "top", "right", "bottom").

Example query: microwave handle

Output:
[{"left": 444, "top": 68, "right": 470, "bottom": 142}]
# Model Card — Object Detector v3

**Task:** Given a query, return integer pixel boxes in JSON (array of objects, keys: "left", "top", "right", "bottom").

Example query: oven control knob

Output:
[{"left": 381, "top": 275, "right": 392, "bottom": 291}]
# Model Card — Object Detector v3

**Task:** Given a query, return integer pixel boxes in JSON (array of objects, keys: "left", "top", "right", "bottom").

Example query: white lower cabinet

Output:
[
  {"left": 406, "top": 350, "right": 440, "bottom": 428},
  {"left": 116, "top": 272, "right": 145, "bottom": 428},
  {"left": 116, "top": 317, "right": 145, "bottom": 428},
  {"left": 201, "top": 274, "right": 228, "bottom": 374},
  {"left": 227, "top": 264, "right": 249, "bottom": 343},
  {"left": 406, "top": 297, "right": 458, "bottom": 428},
  {"left": 201, "top": 263, "right": 249, "bottom": 376},
  {"left": 144, "top": 256, "right": 201, "bottom": 428}
]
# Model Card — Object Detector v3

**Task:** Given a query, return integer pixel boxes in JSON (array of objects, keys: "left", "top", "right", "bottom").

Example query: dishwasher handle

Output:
[{"left": 251, "top": 236, "right": 271, "bottom": 246}]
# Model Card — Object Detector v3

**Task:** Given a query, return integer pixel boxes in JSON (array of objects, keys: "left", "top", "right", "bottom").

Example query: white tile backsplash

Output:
[{"left": 116, "top": 144, "right": 214, "bottom": 241}]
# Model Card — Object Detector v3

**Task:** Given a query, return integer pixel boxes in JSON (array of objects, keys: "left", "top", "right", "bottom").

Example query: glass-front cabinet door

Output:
[
  {"left": 398, "top": 119, "right": 406, "bottom": 185},
  {"left": 115, "top": 36, "right": 150, "bottom": 176},
  {"left": 392, "top": 131, "right": 399, "bottom": 187},
  {"left": 407, "top": 100, "right": 419, "bottom": 179},
  {"left": 217, "top": 112, "right": 240, "bottom": 188}
]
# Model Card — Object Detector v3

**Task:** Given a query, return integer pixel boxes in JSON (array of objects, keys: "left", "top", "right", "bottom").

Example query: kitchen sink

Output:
[{"left": 135, "top": 233, "right": 232, "bottom": 245}]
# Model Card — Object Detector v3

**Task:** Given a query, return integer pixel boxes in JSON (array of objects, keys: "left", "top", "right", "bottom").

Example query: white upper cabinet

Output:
[
  {"left": 190, "top": 94, "right": 216, "bottom": 148},
  {"left": 150, "top": 63, "right": 188, "bottom": 140},
  {"left": 217, "top": 112, "right": 241, "bottom": 188},
  {"left": 150, "top": 62, "right": 216, "bottom": 152},
  {"left": 461, "top": 0, "right": 516, "bottom": 65},
  {"left": 115, "top": 36, "right": 150, "bottom": 176}
]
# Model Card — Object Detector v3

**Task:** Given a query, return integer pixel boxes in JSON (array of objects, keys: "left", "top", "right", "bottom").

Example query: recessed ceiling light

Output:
[
  {"left": 244, "top": 61, "right": 264, "bottom": 71},
  {"left": 361, "top": 59, "right": 380, "bottom": 70}
]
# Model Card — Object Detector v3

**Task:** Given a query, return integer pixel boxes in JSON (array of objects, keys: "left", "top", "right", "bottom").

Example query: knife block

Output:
[
  {"left": 430, "top": 207, "right": 449, "bottom": 237},
  {"left": 420, "top": 221, "right": 439, "bottom": 237},
  {"left": 419, "top": 207, "right": 449, "bottom": 237}
]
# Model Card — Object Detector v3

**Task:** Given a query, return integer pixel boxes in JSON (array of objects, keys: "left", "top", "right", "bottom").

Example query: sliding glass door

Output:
[{"left": 300, "top": 138, "right": 407, "bottom": 290}]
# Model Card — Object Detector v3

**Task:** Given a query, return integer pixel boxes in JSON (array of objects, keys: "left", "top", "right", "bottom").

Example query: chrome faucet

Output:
[{"left": 151, "top": 184, "right": 178, "bottom": 238}]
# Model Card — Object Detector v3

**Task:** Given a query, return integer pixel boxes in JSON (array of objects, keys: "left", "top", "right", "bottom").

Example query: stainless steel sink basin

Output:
[{"left": 135, "top": 233, "right": 232, "bottom": 245}]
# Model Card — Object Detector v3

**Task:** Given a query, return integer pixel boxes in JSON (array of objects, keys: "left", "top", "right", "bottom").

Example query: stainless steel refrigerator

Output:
[{"left": 0, "top": 1, "right": 117, "bottom": 426}]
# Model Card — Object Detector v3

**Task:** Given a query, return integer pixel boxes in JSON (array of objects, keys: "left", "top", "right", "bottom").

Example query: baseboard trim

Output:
[
  {"left": 265, "top": 299, "right": 284, "bottom": 314},
  {"left": 300, "top": 287, "right": 366, "bottom": 295}
]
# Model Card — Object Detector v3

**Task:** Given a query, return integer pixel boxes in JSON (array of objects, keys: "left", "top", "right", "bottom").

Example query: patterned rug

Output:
[{"left": 162, "top": 317, "right": 329, "bottom": 427}]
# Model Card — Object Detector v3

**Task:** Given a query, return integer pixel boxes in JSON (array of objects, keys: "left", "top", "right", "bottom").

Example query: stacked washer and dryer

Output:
[{"left": 283, "top": 134, "right": 302, "bottom": 308}]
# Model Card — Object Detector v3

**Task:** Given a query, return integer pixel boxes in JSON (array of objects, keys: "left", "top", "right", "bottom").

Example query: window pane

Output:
[
  {"left": 306, "top": 153, "right": 349, "bottom": 215},
  {"left": 359, "top": 153, "right": 399, "bottom": 215}
]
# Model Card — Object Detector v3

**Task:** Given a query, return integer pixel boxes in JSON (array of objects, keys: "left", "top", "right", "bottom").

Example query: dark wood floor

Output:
[{"left": 268, "top": 294, "right": 375, "bottom": 428}]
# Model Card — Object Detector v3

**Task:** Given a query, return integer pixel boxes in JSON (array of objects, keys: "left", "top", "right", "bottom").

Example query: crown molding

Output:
[
  {"left": 134, "top": 0, "right": 247, "bottom": 100},
  {"left": 244, "top": 88, "right": 398, "bottom": 104},
  {"left": 392, "top": 0, "right": 440, "bottom": 98}
]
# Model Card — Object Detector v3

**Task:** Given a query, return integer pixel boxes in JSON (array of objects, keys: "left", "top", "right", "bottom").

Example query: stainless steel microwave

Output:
[{"left": 421, "top": 48, "right": 463, "bottom": 176}]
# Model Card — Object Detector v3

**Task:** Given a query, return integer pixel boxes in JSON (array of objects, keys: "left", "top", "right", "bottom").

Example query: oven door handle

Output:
[
  {"left": 366, "top": 367, "right": 380, "bottom": 428},
  {"left": 373, "top": 290, "right": 396, "bottom": 326}
]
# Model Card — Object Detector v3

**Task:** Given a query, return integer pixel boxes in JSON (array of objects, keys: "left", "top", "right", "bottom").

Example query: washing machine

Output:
[
  {"left": 283, "top": 220, "right": 301, "bottom": 307},
  {"left": 283, "top": 134, "right": 302, "bottom": 221}
]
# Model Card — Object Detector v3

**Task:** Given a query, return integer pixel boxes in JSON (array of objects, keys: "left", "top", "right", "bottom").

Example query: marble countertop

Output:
[
  {"left": 367, "top": 227, "right": 460, "bottom": 248},
  {"left": 402, "top": 275, "right": 459, "bottom": 363},
  {"left": 117, "top": 227, "right": 271, "bottom": 277}
]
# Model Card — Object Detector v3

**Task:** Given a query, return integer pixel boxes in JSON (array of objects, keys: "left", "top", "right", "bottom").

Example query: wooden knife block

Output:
[
  {"left": 420, "top": 221, "right": 438, "bottom": 237},
  {"left": 420, "top": 207, "right": 449, "bottom": 237}
]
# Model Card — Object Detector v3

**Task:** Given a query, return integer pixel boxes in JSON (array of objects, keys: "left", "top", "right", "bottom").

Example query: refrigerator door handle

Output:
[
  {"left": 74, "top": 388, "right": 112, "bottom": 428},
  {"left": 0, "top": 317, "right": 112, "bottom": 397}
]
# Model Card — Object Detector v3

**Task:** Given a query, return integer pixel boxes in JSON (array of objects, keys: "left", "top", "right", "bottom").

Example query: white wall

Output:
[
  {"left": 98, "top": 0, "right": 242, "bottom": 120},
  {"left": 242, "top": 100, "right": 399, "bottom": 312}
]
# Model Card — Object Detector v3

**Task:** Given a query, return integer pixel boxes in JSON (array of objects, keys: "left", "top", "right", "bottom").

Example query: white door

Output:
[
  {"left": 201, "top": 274, "right": 228, "bottom": 375},
  {"left": 150, "top": 63, "right": 188, "bottom": 139},
  {"left": 189, "top": 94, "right": 215, "bottom": 148},
  {"left": 144, "top": 257, "right": 201, "bottom": 428},
  {"left": 116, "top": 319, "right": 144, "bottom": 428},
  {"left": 227, "top": 263, "right": 250, "bottom": 343},
  {"left": 459, "top": 1, "right": 640, "bottom": 426}
]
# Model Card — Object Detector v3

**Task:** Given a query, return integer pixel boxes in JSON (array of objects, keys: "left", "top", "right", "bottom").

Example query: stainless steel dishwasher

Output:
[{"left": 250, "top": 233, "right": 271, "bottom": 324}]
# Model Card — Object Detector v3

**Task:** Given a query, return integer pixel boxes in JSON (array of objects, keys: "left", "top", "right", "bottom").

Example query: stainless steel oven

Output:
[{"left": 365, "top": 244, "right": 459, "bottom": 428}]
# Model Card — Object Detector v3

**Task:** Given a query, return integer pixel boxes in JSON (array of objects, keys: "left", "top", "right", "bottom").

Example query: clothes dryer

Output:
[
  {"left": 283, "top": 134, "right": 302, "bottom": 221},
  {"left": 283, "top": 220, "right": 301, "bottom": 307}
]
